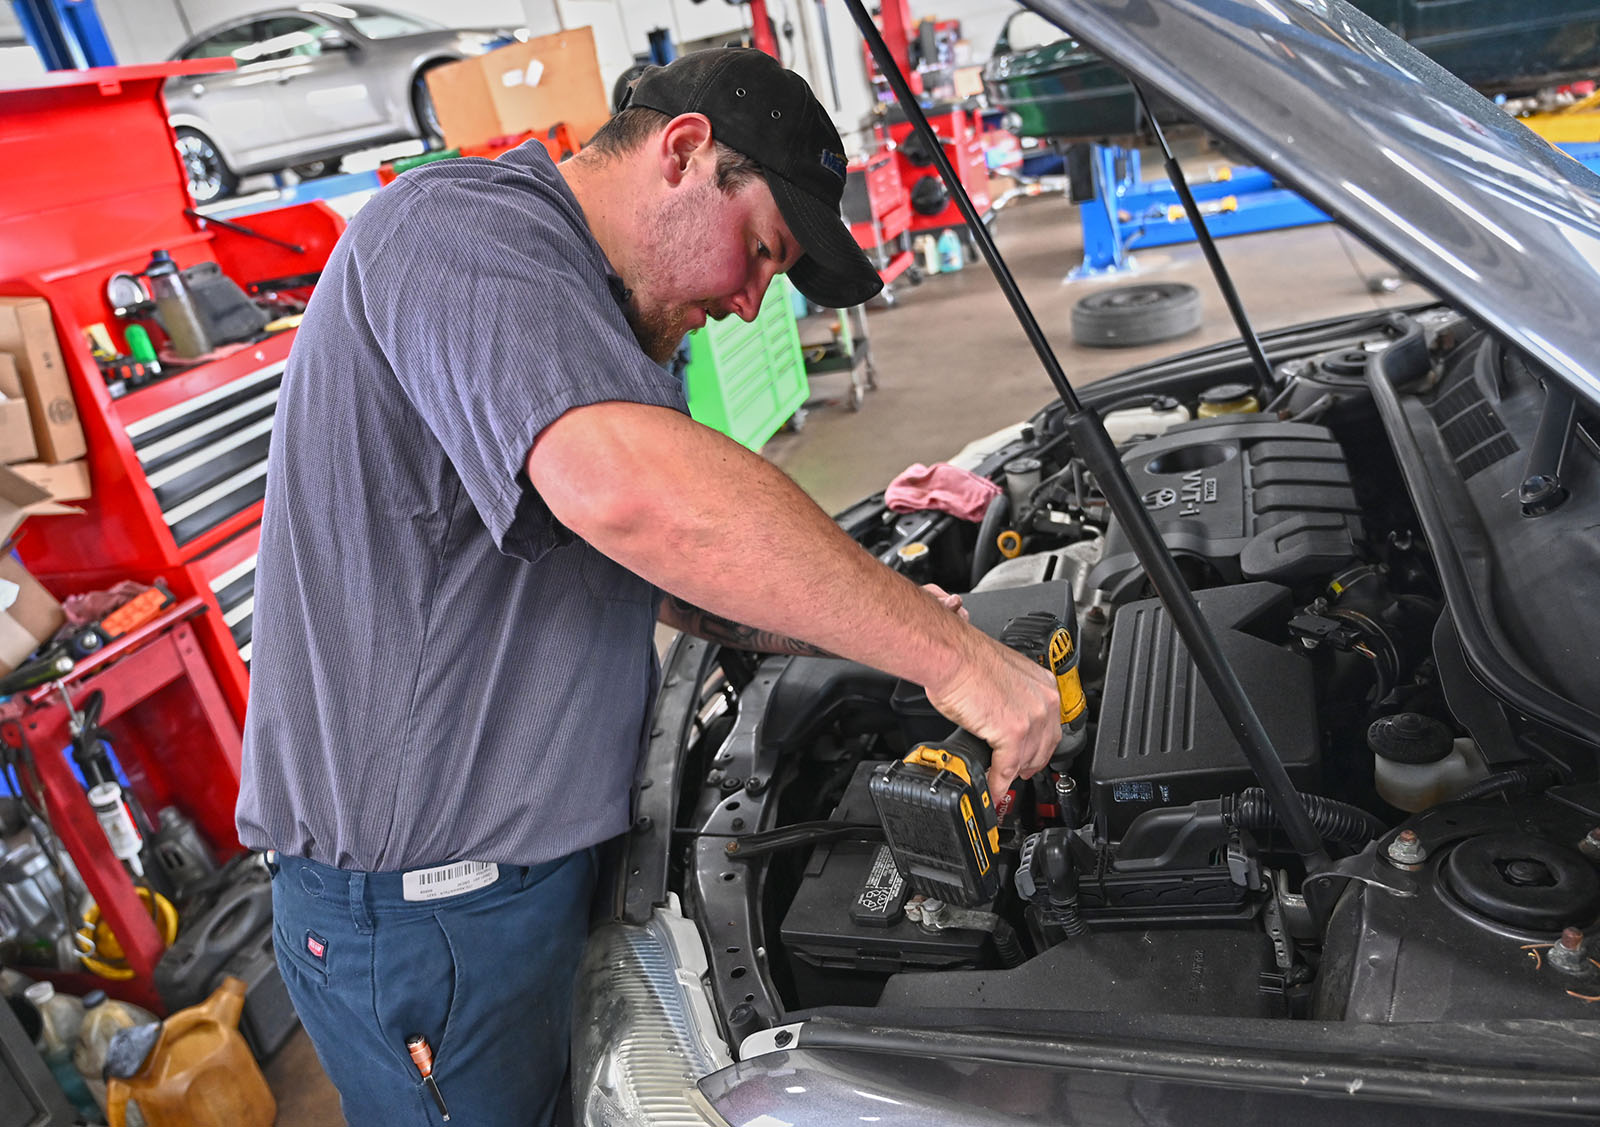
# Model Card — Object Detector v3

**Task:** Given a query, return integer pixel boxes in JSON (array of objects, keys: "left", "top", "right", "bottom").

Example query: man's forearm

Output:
[
  {"left": 658, "top": 595, "right": 838, "bottom": 657},
  {"left": 528, "top": 402, "right": 971, "bottom": 690}
]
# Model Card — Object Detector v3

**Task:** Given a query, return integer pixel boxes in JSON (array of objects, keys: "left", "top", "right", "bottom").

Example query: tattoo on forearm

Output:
[{"left": 662, "top": 596, "right": 837, "bottom": 657}]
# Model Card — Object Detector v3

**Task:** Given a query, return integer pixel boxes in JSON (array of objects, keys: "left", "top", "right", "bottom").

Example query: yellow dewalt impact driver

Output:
[{"left": 869, "top": 611, "right": 1088, "bottom": 907}]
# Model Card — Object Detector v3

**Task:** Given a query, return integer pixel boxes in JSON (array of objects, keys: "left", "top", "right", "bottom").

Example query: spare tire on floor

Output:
[{"left": 1071, "top": 282, "right": 1202, "bottom": 348}]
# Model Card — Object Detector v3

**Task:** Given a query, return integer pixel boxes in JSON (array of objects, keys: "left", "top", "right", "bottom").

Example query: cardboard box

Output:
[
  {"left": 0, "top": 400, "right": 36, "bottom": 464},
  {"left": 0, "top": 555, "right": 63, "bottom": 675},
  {"left": 0, "top": 465, "right": 74, "bottom": 675},
  {"left": 0, "top": 296, "right": 86, "bottom": 464},
  {"left": 10, "top": 459, "right": 90, "bottom": 502},
  {"left": 427, "top": 28, "right": 609, "bottom": 152}
]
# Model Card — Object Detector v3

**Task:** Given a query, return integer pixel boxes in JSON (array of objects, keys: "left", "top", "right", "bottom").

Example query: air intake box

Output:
[{"left": 1091, "top": 582, "right": 1320, "bottom": 836}]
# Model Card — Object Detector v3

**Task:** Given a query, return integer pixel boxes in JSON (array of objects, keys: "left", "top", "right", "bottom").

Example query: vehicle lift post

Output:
[
  {"left": 13, "top": 0, "right": 116, "bottom": 70},
  {"left": 1071, "top": 142, "right": 1329, "bottom": 278}
]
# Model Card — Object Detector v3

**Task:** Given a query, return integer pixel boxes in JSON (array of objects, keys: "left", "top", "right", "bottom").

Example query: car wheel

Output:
[
  {"left": 175, "top": 128, "right": 237, "bottom": 204},
  {"left": 412, "top": 72, "right": 444, "bottom": 148},
  {"left": 1071, "top": 282, "right": 1203, "bottom": 347}
]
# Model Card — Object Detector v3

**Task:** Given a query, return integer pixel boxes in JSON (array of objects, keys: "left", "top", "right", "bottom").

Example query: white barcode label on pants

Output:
[{"left": 402, "top": 861, "right": 499, "bottom": 902}]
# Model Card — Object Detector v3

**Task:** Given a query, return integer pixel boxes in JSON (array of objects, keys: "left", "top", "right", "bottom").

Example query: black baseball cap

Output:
[{"left": 622, "top": 48, "right": 883, "bottom": 309}]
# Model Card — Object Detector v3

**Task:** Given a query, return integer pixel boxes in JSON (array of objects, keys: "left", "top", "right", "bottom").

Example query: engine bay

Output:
[{"left": 638, "top": 307, "right": 1600, "bottom": 1043}]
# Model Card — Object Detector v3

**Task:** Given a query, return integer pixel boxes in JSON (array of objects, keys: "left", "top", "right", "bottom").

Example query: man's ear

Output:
[{"left": 658, "top": 113, "right": 715, "bottom": 186}]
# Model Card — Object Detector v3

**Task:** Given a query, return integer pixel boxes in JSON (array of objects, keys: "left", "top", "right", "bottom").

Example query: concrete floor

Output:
[{"left": 261, "top": 177, "right": 1426, "bottom": 1125}]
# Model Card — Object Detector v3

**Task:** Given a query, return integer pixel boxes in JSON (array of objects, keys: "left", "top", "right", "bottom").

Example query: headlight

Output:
[{"left": 572, "top": 895, "right": 733, "bottom": 1126}]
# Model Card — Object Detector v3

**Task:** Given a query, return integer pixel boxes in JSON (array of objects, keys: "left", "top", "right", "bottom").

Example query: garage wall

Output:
[
  {"left": 916, "top": 0, "right": 1021, "bottom": 65},
  {"left": 0, "top": 0, "right": 1011, "bottom": 154}
]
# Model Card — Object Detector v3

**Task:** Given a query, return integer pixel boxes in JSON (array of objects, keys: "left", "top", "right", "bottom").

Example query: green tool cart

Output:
[{"left": 684, "top": 276, "right": 807, "bottom": 449}]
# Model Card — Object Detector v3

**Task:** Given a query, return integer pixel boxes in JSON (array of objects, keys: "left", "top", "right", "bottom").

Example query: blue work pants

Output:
[{"left": 268, "top": 849, "right": 596, "bottom": 1126}]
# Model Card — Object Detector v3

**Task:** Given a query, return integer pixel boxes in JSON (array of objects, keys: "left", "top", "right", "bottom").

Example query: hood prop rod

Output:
[
  {"left": 1135, "top": 89, "right": 1275, "bottom": 390},
  {"left": 841, "top": 0, "right": 1333, "bottom": 886}
]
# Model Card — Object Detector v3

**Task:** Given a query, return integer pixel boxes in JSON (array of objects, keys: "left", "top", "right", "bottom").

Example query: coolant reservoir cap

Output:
[
  {"left": 1198, "top": 382, "right": 1254, "bottom": 405},
  {"left": 1367, "top": 713, "right": 1453, "bottom": 764}
]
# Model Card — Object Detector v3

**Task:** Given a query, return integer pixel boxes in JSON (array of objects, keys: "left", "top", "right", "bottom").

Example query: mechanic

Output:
[{"left": 237, "top": 47, "right": 1061, "bottom": 1126}]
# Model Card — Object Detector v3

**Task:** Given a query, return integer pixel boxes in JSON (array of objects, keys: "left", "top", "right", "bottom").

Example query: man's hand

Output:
[
  {"left": 922, "top": 583, "right": 969, "bottom": 622},
  {"left": 924, "top": 636, "right": 1061, "bottom": 804}
]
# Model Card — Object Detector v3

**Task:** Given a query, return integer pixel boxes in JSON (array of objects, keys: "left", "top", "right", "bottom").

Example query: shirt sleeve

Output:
[{"left": 352, "top": 174, "right": 688, "bottom": 562}]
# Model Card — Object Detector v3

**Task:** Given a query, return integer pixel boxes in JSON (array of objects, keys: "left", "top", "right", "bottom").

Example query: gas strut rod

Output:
[
  {"left": 1135, "top": 89, "right": 1274, "bottom": 390},
  {"left": 840, "top": 0, "right": 1332, "bottom": 880}
]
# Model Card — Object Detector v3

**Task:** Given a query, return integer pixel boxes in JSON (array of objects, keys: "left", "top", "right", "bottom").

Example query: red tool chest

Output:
[{"left": 0, "top": 63, "right": 343, "bottom": 1008}]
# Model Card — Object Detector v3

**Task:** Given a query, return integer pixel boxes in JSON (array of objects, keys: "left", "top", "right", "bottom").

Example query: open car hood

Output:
[{"left": 1023, "top": 0, "right": 1600, "bottom": 416}]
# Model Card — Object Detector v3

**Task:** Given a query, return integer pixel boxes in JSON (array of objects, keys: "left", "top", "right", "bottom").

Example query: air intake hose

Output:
[{"left": 1225, "top": 788, "right": 1387, "bottom": 848}]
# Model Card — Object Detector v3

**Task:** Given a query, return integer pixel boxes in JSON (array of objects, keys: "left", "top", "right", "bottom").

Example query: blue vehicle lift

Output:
[
  {"left": 12, "top": 0, "right": 115, "bottom": 70},
  {"left": 1075, "top": 140, "right": 1600, "bottom": 277}
]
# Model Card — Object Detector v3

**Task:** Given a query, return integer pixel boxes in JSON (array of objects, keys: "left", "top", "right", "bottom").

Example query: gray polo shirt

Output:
[{"left": 236, "top": 144, "right": 688, "bottom": 872}]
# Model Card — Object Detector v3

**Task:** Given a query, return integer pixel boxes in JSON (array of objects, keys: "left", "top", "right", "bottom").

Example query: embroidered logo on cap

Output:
[
  {"left": 306, "top": 931, "right": 327, "bottom": 960},
  {"left": 820, "top": 149, "right": 847, "bottom": 181}
]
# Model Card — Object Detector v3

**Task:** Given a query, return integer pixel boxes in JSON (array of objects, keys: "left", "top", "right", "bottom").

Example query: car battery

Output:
[
  {"left": 780, "top": 763, "right": 991, "bottom": 1008},
  {"left": 218, "top": 925, "right": 299, "bottom": 1059},
  {"left": 870, "top": 731, "right": 1000, "bottom": 906}
]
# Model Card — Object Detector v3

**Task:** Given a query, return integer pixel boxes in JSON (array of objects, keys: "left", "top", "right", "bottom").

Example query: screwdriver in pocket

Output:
[{"left": 406, "top": 1034, "right": 450, "bottom": 1121}]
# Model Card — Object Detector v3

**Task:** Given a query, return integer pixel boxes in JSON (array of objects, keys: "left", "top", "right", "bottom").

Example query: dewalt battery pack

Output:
[{"left": 869, "top": 730, "right": 1000, "bottom": 906}]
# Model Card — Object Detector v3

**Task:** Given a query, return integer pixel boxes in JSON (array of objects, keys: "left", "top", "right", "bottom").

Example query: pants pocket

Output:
[{"left": 371, "top": 912, "right": 457, "bottom": 1075}]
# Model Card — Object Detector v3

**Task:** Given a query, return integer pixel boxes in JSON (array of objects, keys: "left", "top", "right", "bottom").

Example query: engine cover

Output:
[
  {"left": 1089, "top": 417, "right": 1362, "bottom": 603},
  {"left": 1091, "top": 582, "right": 1321, "bottom": 836}
]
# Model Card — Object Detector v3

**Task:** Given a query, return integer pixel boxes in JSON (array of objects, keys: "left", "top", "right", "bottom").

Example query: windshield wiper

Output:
[{"left": 841, "top": 0, "right": 1334, "bottom": 895}]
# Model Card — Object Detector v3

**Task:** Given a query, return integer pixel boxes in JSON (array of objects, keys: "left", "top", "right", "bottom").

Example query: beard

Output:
[
  {"left": 619, "top": 178, "right": 722, "bottom": 364},
  {"left": 624, "top": 298, "right": 693, "bottom": 365}
]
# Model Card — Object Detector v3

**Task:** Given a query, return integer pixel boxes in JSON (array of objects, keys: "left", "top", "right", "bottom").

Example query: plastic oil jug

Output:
[
  {"left": 936, "top": 228, "right": 965, "bottom": 272},
  {"left": 75, "top": 988, "right": 159, "bottom": 1112},
  {"left": 105, "top": 976, "right": 275, "bottom": 1127},
  {"left": 23, "top": 981, "right": 98, "bottom": 1117}
]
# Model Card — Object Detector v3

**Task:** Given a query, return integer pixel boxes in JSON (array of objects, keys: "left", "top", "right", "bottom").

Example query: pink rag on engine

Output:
[{"left": 884, "top": 462, "right": 1002, "bottom": 522}]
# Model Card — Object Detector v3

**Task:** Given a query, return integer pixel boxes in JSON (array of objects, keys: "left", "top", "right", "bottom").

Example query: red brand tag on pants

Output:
[{"left": 306, "top": 932, "right": 326, "bottom": 959}]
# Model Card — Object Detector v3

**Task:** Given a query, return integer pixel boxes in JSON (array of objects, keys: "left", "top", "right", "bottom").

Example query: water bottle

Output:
[{"left": 142, "top": 250, "right": 210, "bottom": 359}]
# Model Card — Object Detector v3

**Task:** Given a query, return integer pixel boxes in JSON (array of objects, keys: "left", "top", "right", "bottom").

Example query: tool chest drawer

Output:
[{"left": 124, "top": 358, "right": 283, "bottom": 549}]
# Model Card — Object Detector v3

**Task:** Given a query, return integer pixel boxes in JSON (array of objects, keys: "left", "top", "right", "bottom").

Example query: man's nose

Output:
[{"left": 728, "top": 277, "right": 769, "bottom": 323}]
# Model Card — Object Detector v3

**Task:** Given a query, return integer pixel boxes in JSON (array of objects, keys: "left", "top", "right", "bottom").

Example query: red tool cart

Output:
[
  {"left": 887, "top": 102, "right": 993, "bottom": 238},
  {"left": 843, "top": 150, "right": 915, "bottom": 289},
  {"left": 0, "top": 62, "right": 343, "bottom": 1010}
]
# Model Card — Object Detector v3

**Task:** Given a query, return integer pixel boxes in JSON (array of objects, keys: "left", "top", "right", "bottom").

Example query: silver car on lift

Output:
[{"left": 165, "top": 3, "right": 522, "bottom": 202}]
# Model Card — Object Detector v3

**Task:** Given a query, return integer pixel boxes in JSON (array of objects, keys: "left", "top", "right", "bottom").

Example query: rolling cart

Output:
[{"left": 799, "top": 304, "right": 877, "bottom": 416}]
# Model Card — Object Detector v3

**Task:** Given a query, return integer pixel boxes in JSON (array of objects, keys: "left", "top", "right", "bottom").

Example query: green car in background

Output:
[{"left": 987, "top": 0, "right": 1600, "bottom": 140}]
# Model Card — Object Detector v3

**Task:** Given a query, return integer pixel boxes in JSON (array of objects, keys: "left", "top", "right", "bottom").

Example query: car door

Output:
[
  {"left": 1395, "top": 0, "right": 1600, "bottom": 91},
  {"left": 250, "top": 15, "right": 388, "bottom": 153},
  {"left": 168, "top": 19, "right": 296, "bottom": 169}
]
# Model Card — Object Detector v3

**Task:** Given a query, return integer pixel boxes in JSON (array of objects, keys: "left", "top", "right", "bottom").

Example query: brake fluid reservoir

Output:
[
  {"left": 1102, "top": 397, "right": 1190, "bottom": 446},
  {"left": 1368, "top": 714, "right": 1490, "bottom": 812}
]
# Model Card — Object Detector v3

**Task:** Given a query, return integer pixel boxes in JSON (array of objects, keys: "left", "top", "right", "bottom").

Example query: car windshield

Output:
[{"left": 292, "top": 3, "right": 441, "bottom": 36}]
